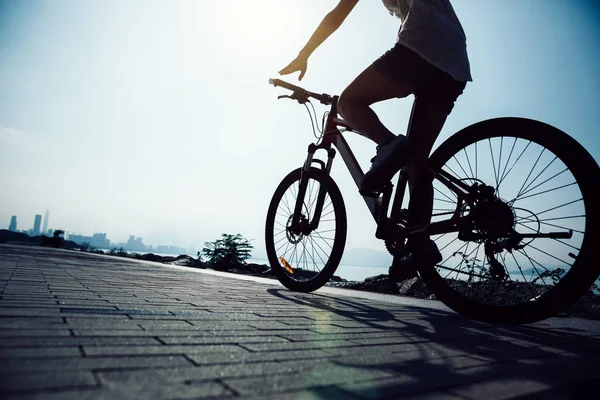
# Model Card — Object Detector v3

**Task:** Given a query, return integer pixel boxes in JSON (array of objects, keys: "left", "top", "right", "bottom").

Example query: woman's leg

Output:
[
  {"left": 338, "top": 64, "right": 413, "bottom": 145},
  {"left": 406, "top": 99, "right": 450, "bottom": 228}
]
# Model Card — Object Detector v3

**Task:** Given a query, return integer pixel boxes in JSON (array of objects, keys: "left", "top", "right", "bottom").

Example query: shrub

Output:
[{"left": 201, "top": 233, "right": 253, "bottom": 266}]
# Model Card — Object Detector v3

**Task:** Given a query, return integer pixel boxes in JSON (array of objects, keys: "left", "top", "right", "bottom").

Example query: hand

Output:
[{"left": 279, "top": 54, "right": 308, "bottom": 81}]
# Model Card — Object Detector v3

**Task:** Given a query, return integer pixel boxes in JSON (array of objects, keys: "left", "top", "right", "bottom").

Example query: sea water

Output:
[{"left": 247, "top": 258, "right": 386, "bottom": 282}]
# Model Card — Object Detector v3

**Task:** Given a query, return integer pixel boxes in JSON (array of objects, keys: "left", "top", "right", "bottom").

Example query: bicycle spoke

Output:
[
  {"left": 513, "top": 181, "right": 577, "bottom": 202},
  {"left": 515, "top": 156, "right": 558, "bottom": 200},
  {"left": 274, "top": 220, "right": 287, "bottom": 229},
  {"left": 516, "top": 222, "right": 580, "bottom": 252},
  {"left": 475, "top": 140, "right": 478, "bottom": 181},
  {"left": 527, "top": 243, "right": 573, "bottom": 267},
  {"left": 439, "top": 236, "right": 460, "bottom": 252},
  {"left": 281, "top": 193, "right": 292, "bottom": 216},
  {"left": 439, "top": 240, "right": 468, "bottom": 279},
  {"left": 518, "top": 218, "right": 585, "bottom": 235},
  {"left": 451, "top": 241, "right": 472, "bottom": 281},
  {"left": 434, "top": 186, "right": 457, "bottom": 203},
  {"left": 510, "top": 251, "right": 537, "bottom": 300},
  {"left": 308, "top": 235, "right": 330, "bottom": 265},
  {"left": 498, "top": 137, "right": 518, "bottom": 188},
  {"left": 434, "top": 197, "right": 457, "bottom": 205},
  {"left": 275, "top": 211, "right": 289, "bottom": 219},
  {"left": 515, "top": 147, "right": 545, "bottom": 201},
  {"left": 463, "top": 147, "right": 475, "bottom": 179},
  {"left": 497, "top": 140, "right": 531, "bottom": 189},
  {"left": 306, "top": 180, "right": 316, "bottom": 215},
  {"left": 488, "top": 138, "right": 500, "bottom": 189},
  {"left": 452, "top": 155, "right": 471, "bottom": 182},
  {"left": 524, "top": 249, "right": 551, "bottom": 283},
  {"left": 534, "top": 198, "right": 583, "bottom": 217}
]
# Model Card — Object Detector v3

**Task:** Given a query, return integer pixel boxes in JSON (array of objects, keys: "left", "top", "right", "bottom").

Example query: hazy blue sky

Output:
[{"left": 1, "top": 0, "right": 599, "bottom": 259}]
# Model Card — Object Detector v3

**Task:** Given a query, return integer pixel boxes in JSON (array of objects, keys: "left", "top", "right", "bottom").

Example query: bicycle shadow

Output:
[
  {"left": 266, "top": 288, "right": 600, "bottom": 399},
  {"left": 266, "top": 288, "right": 398, "bottom": 326}
]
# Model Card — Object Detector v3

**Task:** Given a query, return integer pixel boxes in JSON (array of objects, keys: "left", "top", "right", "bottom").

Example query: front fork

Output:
[{"left": 290, "top": 143, "right": 337, "bottom": 234}]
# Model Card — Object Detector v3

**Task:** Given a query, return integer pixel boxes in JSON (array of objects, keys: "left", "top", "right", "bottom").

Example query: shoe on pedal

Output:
[
  {"left": 388, "top": 239, "right": 442, "bottom": 281},
  {"left": 360, "top": 135, "right": 413, "bottom": 197}
]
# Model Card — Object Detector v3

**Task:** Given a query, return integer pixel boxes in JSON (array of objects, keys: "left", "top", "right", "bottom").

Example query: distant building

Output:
[
  {"left": 42, "top": 210, "right": 49, "bottom": 236},
  {"left": 68, "top": 234, "right": 93, "bottom": 244},
  {"left": 126, "top": 235, "right": 146, "bottom": 252},
  {"left": 8, "top": 216, "right": 17, "bottom": 232},
  {"left": 156, "top": 244, "right": 186, "bottom": 255},
  {"left": 33, "top": 214, "right": 42, "bottom": 236},
  {"left": 91, "top": 233, "right": 110, "bottom": 249}
]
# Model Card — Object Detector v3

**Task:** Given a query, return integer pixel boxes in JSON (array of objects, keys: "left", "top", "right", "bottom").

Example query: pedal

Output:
[
  {"left": 358, "top": 188, "right": 380, "bottom": 198},
  {"left": 359, "top": 182, "right": 392, "bottom": 198}
]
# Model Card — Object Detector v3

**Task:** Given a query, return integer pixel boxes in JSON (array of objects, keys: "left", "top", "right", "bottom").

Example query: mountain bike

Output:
[{"left": 264, "top": 78, "right": 600, "bottom": 324}]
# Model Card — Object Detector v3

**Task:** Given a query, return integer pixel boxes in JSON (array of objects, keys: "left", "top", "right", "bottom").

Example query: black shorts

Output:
[{"left": 373, "top": 43, "right": 467, "bottom": 114}]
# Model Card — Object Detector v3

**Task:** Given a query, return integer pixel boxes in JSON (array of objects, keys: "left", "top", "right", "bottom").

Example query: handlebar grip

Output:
[
  {"left": 269, "top": 78, "right": 303, "bottom": 93},
  {"left": 269, "top": 78, "right": 334, "bottom": 105}
]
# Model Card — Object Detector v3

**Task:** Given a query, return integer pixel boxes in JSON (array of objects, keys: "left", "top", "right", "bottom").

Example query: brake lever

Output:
[{"left": 277, "top": 93, "right": 310, "bottom": 104}]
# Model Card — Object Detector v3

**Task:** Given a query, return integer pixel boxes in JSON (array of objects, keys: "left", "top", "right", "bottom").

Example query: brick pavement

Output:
[{"left": 1, "top": 243, "right": 599, "bottom": 399}]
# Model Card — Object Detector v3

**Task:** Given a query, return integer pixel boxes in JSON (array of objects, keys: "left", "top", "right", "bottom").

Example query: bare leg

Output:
[
  {"left": 390, "top": 100, "right": 449, "bottom": 277},
  {"left": 406, "top": 100, "right": 449, "bottom": 228},
  {"left": 338, "top": 65, "right": 413, "bottom": 145}
]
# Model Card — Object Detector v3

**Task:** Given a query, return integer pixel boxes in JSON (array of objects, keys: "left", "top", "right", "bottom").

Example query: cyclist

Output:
[{"left": 279, "top": 0, "right": 472, "bottom": 280}]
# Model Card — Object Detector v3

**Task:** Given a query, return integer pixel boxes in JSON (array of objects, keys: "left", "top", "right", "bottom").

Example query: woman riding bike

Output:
[{"left": 279, "top": 0, "right": 472, "bottom": 280}]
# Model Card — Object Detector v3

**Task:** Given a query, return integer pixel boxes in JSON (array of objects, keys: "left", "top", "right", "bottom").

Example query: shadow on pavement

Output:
[{"left": 267, "top": 287, "right": 600, "bottom": 399}]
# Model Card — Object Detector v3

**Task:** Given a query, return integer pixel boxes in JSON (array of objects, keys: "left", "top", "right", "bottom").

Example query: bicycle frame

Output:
[{"left": 291, "top": 96, "right": 478, "bottom": 242}]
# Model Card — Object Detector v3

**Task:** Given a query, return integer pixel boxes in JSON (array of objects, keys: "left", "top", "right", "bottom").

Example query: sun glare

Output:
[{"left": 213, "top": 0, "right": 308, "bottom": 56}]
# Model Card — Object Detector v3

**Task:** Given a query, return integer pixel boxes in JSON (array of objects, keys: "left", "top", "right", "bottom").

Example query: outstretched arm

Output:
[{"left": 279, "top": 0, "right": 359, "bottom": 80}]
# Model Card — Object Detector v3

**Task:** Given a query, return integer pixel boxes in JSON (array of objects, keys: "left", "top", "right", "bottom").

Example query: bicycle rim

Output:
[{"left": 423, "top": 118, "right": 600, "bottom": 323}]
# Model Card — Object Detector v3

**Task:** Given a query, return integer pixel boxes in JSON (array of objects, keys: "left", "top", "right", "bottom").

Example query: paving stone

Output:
[
  {"left": 243, "top": 386, "right": 357, "bottom": 400},
  {"left": 240, "top": 339, "right": 360, "bottom": 352},
  {"left": 1, "top": 244, "right": 600, "bottom": 400},
  {"left": 448, "top": 378, "right": 554, "bottom": 400},
  {"left": 0, "top": 355, "right": 193, "bottom": 372},
  {"left": 158, "top": 335, "right": 289, "bottom": 345},
  {"left": 0, "top": 347, "right": 82, "bottom": 359},
  {"left": 222, "top": 363, "right": 398, "bottom": 396},
  {"left": 187, "top": 349, "right": 336, "bottom": 365},
  {"left": 82, "top": 344, "right": 246, "bottom": 357},
  {"left": 0, "top": 370, "right": 97, "bottom": 392},
  {"left": 0, "top": 337, "right": 161, "bottom": 347},
  {"left": 0, "top": 329, "right": 72, "bottom": 337}
]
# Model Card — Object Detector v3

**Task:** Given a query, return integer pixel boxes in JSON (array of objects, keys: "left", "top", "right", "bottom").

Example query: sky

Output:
[{"left": 1, "top": 0, "right": 599, "bottom": 260}]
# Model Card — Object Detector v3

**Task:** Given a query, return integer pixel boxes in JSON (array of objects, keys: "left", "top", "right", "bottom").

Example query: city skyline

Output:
[{"left": 4, "top": 211, "right": 193, "bottom": 255}]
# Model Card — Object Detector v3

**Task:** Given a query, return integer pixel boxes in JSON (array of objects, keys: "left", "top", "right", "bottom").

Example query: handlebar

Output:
[{"left": 269, "top": 78, "right": 334, "bottom": 105}]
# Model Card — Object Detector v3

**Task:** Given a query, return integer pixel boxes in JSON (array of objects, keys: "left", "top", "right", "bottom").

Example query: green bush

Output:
[{"left": 201, "top": 233, "right": 253, "bottom": 266}]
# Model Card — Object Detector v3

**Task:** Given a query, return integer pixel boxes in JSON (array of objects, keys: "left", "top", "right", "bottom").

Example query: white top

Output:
[{"left": 382, "top": 0, "right": 472, "bottom": 82}]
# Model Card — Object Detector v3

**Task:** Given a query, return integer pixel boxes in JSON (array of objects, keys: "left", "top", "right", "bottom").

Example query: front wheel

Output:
[
  {"left": 419, "top": 117, "right": 600, "bottom": 324},
  {"left": 265, "top": 168, "right": 347, "bottom": 292}
]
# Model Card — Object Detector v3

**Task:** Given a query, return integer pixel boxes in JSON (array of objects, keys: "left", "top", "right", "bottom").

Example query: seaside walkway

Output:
[{"left": 1, "top": 244, "right": 599, "bottom": 399}]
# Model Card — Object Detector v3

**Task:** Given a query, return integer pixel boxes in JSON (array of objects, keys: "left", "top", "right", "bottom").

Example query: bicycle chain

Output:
[{"left": 431, "top": 210, "right": 456, "bottom": 217}]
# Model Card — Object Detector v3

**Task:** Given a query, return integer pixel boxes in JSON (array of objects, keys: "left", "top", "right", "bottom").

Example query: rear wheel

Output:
[
  {"left": 418, "top": 117, "right": 600, "bottom": 323},
  {"left": 265, "top": 168, "right": 347, "bottom": 292}
]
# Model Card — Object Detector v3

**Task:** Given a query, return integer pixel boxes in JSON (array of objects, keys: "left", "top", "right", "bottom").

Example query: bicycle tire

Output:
[
  {"left": 417, "top": 117, "right": 600, "bottom": 324},
  {"left": 265, "top": 167, "right": 347, "bottom": 292}
]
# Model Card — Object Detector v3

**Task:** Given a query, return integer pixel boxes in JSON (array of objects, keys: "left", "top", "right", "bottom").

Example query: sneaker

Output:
[
  {"left": 360, "top": 135, "right": 413, "bottom": 197},
  {"left": 388, "top": 239, "right": 442, "bottom": 281}
]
